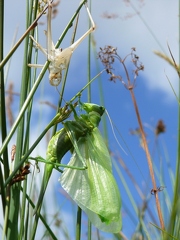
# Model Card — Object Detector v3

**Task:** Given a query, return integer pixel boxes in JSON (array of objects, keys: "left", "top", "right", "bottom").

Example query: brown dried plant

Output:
[
  {"left": 98, "top": 46, "right": 144, "bottom": 89},
  {"left": 98, "top": 46, "right": 165, "bottom": 231}
]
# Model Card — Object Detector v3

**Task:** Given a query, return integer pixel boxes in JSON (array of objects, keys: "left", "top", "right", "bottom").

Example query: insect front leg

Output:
[
  {"left": 47, "top": 1, "right": 55, "bottom": 58},
  {"left": 28, "top": 35, "right": 48, "bottom": 69},
  {"left": 69, "top": 2, "right": 96, "bottom": 52},
  {"left": 30, "top": 35, "right": 48, "bottom": 56}
]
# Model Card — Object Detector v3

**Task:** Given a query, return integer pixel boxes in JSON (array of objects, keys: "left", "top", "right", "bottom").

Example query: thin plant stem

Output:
[
  {"left": 91, "top": 35, "right": 108, "bottom": 142},
  {"left": 87, "top": 1, "right": 92, "bottom": 235},
  {"left": 166, "top": 0, "right": 180, "bottom": 236},
  {"left": 129, "top": 88, "right": 165, "bottom": 230},
  {"left": 69, "top": 70, "right": 105, "bottom": 104},
  {"left": 0, "top": 0, "right": 7, "bottom": 216},
  {"left": 76, "top": 206, "right": 82, "bottom": 240},
  {"left": 87, "top": 0, "right": 92, "bottom": 103},
  {"left": 88, "top": 220, "right": 92, "bottom": 240}
]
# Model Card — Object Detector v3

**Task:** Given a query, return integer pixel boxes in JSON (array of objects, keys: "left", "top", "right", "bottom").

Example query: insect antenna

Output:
[{"left": 105, "top": 109, "right": 127, "bottom": 155}]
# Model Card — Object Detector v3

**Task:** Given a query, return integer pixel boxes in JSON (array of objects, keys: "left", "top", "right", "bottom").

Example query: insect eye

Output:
[
  {"left": 95, "top": 106, "right": 105, "bottom": 116},
  {"left": 99, "top": 106, "right": 104, "bottom": 112}
]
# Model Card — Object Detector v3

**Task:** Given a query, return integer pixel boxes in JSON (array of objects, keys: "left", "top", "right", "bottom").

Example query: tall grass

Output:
[{"left": 0, "top": 0, "right": 179, "bottom": 239}]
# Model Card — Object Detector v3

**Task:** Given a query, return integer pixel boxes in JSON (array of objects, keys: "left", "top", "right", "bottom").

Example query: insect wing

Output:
[{"left": 59, "top": 128, "right": 122, "bottom": 233}]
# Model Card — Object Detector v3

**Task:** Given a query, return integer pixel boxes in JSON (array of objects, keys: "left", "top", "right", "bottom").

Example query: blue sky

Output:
[{"left": 3, "top": 0, "right": 179, "bottom": 239}]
